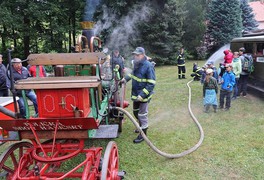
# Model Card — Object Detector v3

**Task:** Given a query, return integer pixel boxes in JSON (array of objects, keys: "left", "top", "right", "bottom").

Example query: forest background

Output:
[{"left": 0, "top": 0, "right": 260, "bottom": 65}]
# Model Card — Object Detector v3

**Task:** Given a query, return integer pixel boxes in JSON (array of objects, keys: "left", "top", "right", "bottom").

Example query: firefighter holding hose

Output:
[{"left": 121, "top": 47, "right": 156, "bottom": 143}]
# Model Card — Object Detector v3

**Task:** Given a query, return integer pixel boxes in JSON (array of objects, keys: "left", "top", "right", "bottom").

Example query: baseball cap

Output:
[
  {"left": 239, "top": 47, "right": 245, "bottom": 52},
  {"left": 11, "top": 58, "right": 22, "bottom": 63},
  {"left": 207, "top": 61, "right": 214, "bottom": 65},
  {"left": 132, "top": 47, "right": 145, "bottom": 55}
]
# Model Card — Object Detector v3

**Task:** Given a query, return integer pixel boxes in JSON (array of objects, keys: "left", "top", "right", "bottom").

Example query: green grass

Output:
[
  {"left": 115, "top": 62, "right": 264, "bottom": 179},
  {"left": 1, "top": 61, "right": 263, "bottom": 179}
]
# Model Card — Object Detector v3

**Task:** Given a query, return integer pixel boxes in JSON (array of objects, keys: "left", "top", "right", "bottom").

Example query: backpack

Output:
[{"left": 242, "top": 54, "right": 254, "bottom": 73}]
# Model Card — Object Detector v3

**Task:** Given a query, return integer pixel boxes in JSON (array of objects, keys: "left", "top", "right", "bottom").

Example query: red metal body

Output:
[{"left": 37, "top": 88, "right": 90, "bottom": 118}]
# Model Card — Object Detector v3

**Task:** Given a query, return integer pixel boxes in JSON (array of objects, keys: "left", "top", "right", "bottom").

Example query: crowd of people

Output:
[{"left": 195, "top": 47, "right": 252, "bottom": 113}]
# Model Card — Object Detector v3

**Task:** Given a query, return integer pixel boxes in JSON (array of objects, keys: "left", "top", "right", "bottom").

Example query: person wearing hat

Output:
[
  {"left": 206, "top": 61, "right": 219, "bottom": 82},
  {"left": 121, "top": 47, "right": 156, "bottom": 143},
  {"left": 11, "top": 58, "right": 38, "bottom": 118},
  {"left": 203, "top": 68, "right": 218, "bottom": 113},
  {"left": 219, "top": 63, "right": 236, "bottom": 111},
  {"left": 0, "top": 54, "right": 10, "bottom": 97}
]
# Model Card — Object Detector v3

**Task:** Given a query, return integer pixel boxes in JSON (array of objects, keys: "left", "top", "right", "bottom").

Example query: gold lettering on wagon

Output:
[{"left": 12, "top": 122, "right": 83, "bottom": 131}]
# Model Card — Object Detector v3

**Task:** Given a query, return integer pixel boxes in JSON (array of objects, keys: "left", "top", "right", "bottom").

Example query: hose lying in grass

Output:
[{"left": 114, "top": 80, "right": 204, "bottom": 158}]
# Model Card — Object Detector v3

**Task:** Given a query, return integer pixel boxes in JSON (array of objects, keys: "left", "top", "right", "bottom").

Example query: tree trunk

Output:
[
  {"left": 23, "top": 15, "right": 30, "bottom": 58},
  {"left": 73, "top": 12, "right": 76, "bottom": 47},
  {"left": 12, "top": 28, "right": 17, "bottom": 48},
  {"left": 68, "top": 17, "right": 72, "bottom": 52},
  {"left": 1, "top": 26, "right": 7, "bottom": 52}
]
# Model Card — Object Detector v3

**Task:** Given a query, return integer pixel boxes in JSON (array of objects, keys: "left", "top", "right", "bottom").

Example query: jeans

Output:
[{"left": 17, "top": 90, "right": 38, "bottom": 118}]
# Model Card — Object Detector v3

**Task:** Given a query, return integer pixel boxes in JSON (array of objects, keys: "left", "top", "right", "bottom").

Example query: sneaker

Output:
[
  {"left": 224, "top": 108, "right": 229, "bottom": 111},
  {"left": 231, "top": 97, "right": 236, "bottom": 100}
]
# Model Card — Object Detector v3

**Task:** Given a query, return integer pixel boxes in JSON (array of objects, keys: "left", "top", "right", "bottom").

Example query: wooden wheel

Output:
[
  {"left": 101, "top": 141, "right": 119, "bottom": 180},
  {"left": 0, "top": 141, "right": 33, "bottom": 179}
]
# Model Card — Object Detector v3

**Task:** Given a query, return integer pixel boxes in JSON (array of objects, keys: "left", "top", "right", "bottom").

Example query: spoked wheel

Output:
[
  {"left": 101, "top": 141, "right": 120, "bottom": 180},
  {"left": 0, "top": 141, "right": 33, "bottom": 179}
]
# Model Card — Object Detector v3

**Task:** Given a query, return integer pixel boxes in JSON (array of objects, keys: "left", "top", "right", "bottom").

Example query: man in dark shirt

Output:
[{"left": 11, "top": 58, "right": 38, "bottom": 118}]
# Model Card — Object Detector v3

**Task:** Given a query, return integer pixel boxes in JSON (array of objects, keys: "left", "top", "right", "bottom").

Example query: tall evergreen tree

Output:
[
  {"left": 206, "top": 0, "right": 243, "bottom": 51},
  {"left": 240, "top": 0, "right": 258, "bottom": 32},
  {"left": 182, "top": 0, "right": 207, "bottom": 58},
  {"left": 138, "top": 0, "right": 187, "bottom": 65}
]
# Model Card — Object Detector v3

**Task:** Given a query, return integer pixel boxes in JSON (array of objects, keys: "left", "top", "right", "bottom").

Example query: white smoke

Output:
[{"left": 94, "top": 2, "right": 152, "bottom": 53}]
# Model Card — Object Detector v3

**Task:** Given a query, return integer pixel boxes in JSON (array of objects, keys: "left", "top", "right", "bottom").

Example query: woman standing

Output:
[{"left": 203, "top": 68, "right": 218, "bottom": 113}]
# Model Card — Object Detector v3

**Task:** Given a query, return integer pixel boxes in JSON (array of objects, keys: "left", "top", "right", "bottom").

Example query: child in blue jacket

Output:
[{"left": 219, "top": 63, "right": 236, "bottom": 110}]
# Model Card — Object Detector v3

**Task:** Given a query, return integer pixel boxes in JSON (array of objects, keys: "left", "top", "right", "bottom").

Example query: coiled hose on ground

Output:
[{"left": 114, "top": 79, "right": 204, "bottom": 158}]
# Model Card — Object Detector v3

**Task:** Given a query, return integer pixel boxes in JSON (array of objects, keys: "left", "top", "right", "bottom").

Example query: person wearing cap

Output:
[
  {"left": 176, "top": 47, "right": 186, "bottom": 79},
  {"left": 122, "top": 47, "right": 156, "bottom": 143},
  {"left": 238, "top": 47, "right": 249, "bottom": 97},
  {"left": 11, "top": 58, "right": 38, "bottom": 118},
  {"left": 0, "top": 54, "right": 10, "bottom": 97},
  {"left": 111, "top": 50, "right": 125, "bottom": 78},
  {"left": 219, "top": 63, "right": 235, "bottom": 111},
  {"left": 206, "top": 61, "right": 219, "bottom": 82},
  {"left": 203, "top": 68, "right": 218, "bottom": 113}
]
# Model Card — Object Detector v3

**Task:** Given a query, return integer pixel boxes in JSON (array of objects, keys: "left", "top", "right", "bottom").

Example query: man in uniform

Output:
[
  {"left": 176, "top": 47, "right": 186, "bottom": 79},
  {"left": 122, "top": 47, "right": 156, "bottom": 143}
]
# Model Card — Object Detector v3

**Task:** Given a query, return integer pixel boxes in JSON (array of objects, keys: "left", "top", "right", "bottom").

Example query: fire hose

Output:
[{"left": 114, "top": 79, "right": 204, "bottom": 158}]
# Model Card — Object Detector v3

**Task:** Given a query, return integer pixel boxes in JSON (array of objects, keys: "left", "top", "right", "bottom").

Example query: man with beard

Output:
[{"left": 121, "top": 47, "right": 156, "bottom": 143}]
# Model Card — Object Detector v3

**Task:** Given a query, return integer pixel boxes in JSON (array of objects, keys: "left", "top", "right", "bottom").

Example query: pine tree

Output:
[
  {"left": 240, "top": 0, "right": 258, "bottom": 32},
  {"left": 206, "top": 0, "right": 243, "bottom": 51},
  {"left": 182, "top": 0, "right": 207, "bottom": 58},
  {"left": 140, "top": 0, "right": 186, "bottom": 65}
]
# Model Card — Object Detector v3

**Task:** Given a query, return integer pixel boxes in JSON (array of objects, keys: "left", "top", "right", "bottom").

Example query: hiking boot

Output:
[
  {"left": 134, "top": 129, "right": 140, "bottom": 133},
  {"left": 133, "top": 128, "right": 147, "bottom": 144}
]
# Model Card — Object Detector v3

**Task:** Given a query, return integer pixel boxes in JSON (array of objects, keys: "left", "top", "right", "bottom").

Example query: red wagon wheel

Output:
[
  {"left": 101, "top": 141, "right": 119, "bottom": 180},
  {"left": 0, "top": 141, "right": 33, "bottom": 179}
]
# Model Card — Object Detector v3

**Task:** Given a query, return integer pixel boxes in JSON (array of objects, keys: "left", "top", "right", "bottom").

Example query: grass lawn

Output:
[
  {"left": 114, "top": 62, "right": 264, "bottom": 179},
  {"left": 0, "top": 61, "right": 263, "bottom": 179}
]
